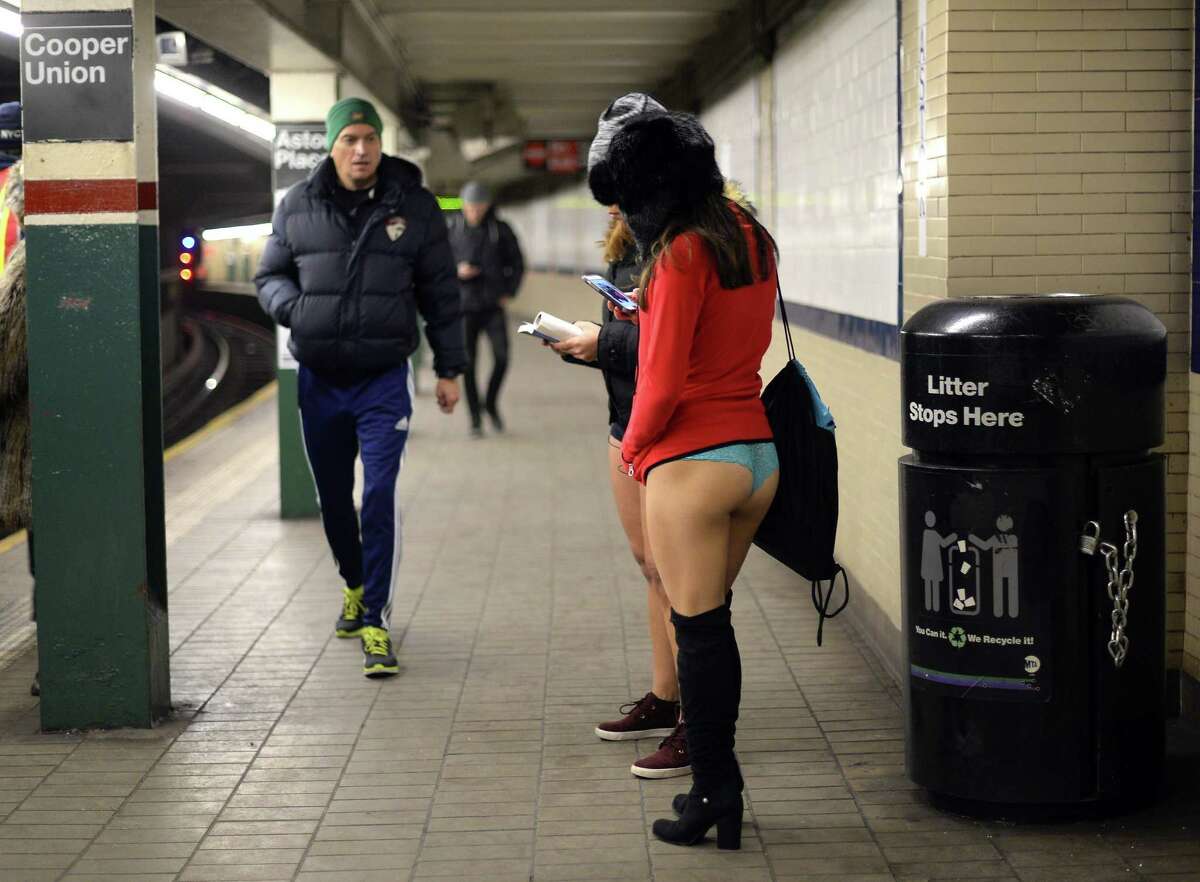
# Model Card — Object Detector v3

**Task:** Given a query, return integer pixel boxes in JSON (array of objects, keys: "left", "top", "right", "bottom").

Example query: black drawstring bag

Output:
[{"left": 753, "top": 283, "right": 848, "bottom": 645}]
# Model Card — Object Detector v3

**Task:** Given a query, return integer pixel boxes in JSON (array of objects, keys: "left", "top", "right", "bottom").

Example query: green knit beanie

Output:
[{"left": 325, "top": 97, "right": 384, "bottom": 150}]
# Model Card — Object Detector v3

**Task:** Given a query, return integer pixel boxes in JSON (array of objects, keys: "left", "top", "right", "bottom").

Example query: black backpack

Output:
[{"left": 753, "top": 284, "right": 847, "bottom": 645}]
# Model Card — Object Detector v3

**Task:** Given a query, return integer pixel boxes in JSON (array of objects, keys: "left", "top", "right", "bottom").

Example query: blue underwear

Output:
[{"left": 680, "top": 442, "right": 779, "bottom": 494}]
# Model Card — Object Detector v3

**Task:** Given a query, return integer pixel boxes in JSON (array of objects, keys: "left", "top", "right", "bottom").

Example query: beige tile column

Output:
[{"left": 902, "top": 0, "right": 1194, "bottom": 692}]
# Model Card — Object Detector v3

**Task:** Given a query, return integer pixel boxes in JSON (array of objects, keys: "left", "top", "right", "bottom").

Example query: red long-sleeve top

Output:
[{"left": 620, "top": 218, "right": 777, "bottom": 482}]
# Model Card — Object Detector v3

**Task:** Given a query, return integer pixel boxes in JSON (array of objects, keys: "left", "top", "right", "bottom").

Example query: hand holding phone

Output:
[
  {"left": 582, "top": 274, "right": 638, "bottom": 313},
  {"left": 607, "top": 288, "right": 639, "bottom": 323}
]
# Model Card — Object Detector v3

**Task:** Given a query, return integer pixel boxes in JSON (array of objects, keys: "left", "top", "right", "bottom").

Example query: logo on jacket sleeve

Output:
[{"left": 385, "top": 216, "right": 407, "bottom": 241}]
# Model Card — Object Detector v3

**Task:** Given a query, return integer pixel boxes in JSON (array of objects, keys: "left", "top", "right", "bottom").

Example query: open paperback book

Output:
[{"left": 517, "top": 312, "right": 582, "bottom": 344}]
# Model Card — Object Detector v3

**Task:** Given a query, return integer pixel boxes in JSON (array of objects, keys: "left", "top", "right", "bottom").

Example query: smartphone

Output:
[{"left": 581, "top": 274, "right": 637, "bottom": 313}]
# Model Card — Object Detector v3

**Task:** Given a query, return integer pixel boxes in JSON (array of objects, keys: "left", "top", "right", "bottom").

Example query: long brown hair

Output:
[
  {"left": 602, "top": 214, "right": 636, "bottom": 264},
  {"left": 638, "top": 192, "right": 777, "bottom": 307}
]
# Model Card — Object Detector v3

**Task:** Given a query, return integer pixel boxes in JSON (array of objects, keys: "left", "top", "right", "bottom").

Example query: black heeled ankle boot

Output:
[
  {"left": 654, "top": 785, "right": 743, "bottom": 848},
  {"left": 653, "top": 603, "right": 744, "bottom": 849}
]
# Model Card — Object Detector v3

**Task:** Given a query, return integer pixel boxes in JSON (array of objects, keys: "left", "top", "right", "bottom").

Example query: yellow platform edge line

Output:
[
  {"left": 0, "top": 530, "right": 24, "bottom": 556},
  {"left": 0, "top": 380, "right": 280, "bottom": 555},
  {"left": 163, "top": 380, "right": 278, "bottom": 463}
]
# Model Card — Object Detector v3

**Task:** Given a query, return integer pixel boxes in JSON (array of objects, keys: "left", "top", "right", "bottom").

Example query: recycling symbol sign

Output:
[{"left": 948, "top": 627, "right": 967, "bottom": 649}]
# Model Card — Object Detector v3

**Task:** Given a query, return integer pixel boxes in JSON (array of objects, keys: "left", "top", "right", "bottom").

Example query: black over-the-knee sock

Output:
[{"left": 671, "top": 603, "right": 742, "bottom": 794}]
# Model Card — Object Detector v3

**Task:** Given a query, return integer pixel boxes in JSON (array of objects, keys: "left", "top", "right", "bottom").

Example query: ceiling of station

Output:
[
  {"left": 160, "top": 0, "right": 742, "bottom": 139},
  {"left": 156, "top": 0, "right": 763, "bottom": 189},
  {"left": 157, "top": 1, "right": 336, "bottom": 76},
  {"left": 382, "top": 0, "right": 741, "bottom": 139}
]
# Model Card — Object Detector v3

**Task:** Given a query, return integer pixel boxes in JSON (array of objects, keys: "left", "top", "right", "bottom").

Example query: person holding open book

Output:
[
  {"left": 553, "top": 204, "right": 692, "bottom": 780},
  {"left": 590, "top": 108, "right": 780, "bottom": 850},
  {"left": 543, "top": 93, "right": 693, "bottom": 781}
]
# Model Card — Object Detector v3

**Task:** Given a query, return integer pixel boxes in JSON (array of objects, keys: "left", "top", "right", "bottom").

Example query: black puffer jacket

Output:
[
  {"left": 255, "top": 155, "right": 466, "bottom": 380},
  {"left": 596, "top": 251, "right": 641, "bottom": 433},
  {"left": 446, "top": 209, "right": 525, "bottom": 313}
]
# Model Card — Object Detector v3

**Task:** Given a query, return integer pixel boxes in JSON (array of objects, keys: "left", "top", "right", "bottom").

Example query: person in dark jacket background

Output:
[
  {"left": 255, "top": 97, "right": 466, "bottom": 678},
  {"left": 447, "top": 181, "right": 524, "bottom": 436}
]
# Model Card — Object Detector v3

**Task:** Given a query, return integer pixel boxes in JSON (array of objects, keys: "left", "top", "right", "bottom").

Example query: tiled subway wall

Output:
[
  {"left": 774, "top": 0, "right": 902, "bottom": 329},
  {"left": 926, "top": 0, "right": 1193, "bottom": 674},
  {"left": 701, "top": 74, "right": 762, "bottom": 207},
  {"left": 504, "top": 181, "right": 609, "bottom": 276},
  {"left": 504, "top": 0, "right": 1197, "bottom": 686}
]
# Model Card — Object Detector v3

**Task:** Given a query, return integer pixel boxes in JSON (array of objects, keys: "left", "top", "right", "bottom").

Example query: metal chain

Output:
[{"left": 1097, "top": 510, "right": 1138, "bottom": 668}]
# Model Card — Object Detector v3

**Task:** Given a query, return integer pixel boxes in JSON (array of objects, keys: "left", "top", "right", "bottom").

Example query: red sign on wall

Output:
[
  {"left": 522, "top": 141, "right": 547, "bottom": 169},
  {"left": 524, "top": 140, "right": 582, "bottom": 174},
  {"left": 546, "top": 140, "right": 581, "bottom": 174}
]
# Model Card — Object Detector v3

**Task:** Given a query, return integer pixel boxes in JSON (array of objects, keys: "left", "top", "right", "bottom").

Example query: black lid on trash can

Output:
[{"left": 901, "top": 294, "right": 1166, "bottom": 455}]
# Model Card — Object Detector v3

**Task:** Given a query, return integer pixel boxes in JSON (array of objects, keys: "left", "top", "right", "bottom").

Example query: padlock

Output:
[{"left": 1080, "top": 521, "right": 1101, "bottom": 556}]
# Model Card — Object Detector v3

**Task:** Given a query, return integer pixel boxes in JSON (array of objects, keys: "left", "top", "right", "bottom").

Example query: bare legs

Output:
[
  {"left": 608, "top": 441, "right": 677, "bottom": 700},
  {"left": 644, "top": 457, "right": 778, "bottom": 848},
  {"left": 644, "top": 459, "right": 778, "bottom": 616}
]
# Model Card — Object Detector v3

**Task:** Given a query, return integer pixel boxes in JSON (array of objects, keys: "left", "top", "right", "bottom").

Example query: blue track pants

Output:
[{"left": 298, "top": 364, "right": 412, "bottom": 629}]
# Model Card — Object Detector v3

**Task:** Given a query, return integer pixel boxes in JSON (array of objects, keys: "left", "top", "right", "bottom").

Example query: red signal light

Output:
[
  {"left": 179, "top": 252, "right": 193, "bottom": 265},
  {"left": 180, "top": 268, "right": 194, "bottom": 282}
]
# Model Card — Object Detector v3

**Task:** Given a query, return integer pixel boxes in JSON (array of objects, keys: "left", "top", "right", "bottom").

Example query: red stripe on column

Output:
[
  {"left": 138, "top": 182, "right": 157, "bottom": 211},
  {"left": 26, "top": 179, "right": 138, "bottom": 215}
]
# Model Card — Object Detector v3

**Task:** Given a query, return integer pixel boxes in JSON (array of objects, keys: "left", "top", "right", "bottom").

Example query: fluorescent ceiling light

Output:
[
  {"left": 202, "top": 222, "right": 272, "bottom": 241},
  {"left": 155, "top": 66, "right": 275, "bottom": 143},
  {"left": 0, "top": 8, "right": 21, "bottom": 38}
]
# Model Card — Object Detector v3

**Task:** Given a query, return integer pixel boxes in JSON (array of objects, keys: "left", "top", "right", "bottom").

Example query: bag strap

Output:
[
  {"left": 777, "top": 279, "right": 796, "bottom": 362},
  {"left": 811, "top": 564, "right": 849, "bottom": 647}
]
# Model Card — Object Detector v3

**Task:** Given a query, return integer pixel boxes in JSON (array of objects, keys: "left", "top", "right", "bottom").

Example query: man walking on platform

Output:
[
  {"left": 447, "top": 181, "right": 524, "bottom": 436},
  {"left": 256, "top": 97, "right": 466, "bottom": 678}
]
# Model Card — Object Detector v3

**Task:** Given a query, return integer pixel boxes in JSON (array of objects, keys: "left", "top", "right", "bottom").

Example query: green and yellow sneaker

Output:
[
  {"left": 361, "top": 626, "right": 399, "bottom": 678},
  {"left": 335, "top": 586, "right": 366, "bottom": 638}
]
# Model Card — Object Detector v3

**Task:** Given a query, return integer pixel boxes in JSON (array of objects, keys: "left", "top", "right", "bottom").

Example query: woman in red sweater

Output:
[{"left": 600, "top": 111, "right": 779, "bottom": 849}]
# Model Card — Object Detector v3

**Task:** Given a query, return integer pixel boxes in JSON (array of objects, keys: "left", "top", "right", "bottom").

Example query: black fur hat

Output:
[
  {"left": 603, "top": 112, "right": 725, "bottom": 251},
  {"left": 587, "top": 92, "right": 666, "bottom": 206}
]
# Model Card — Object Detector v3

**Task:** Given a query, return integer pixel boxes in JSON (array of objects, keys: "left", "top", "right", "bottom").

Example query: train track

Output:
[{"left": 163, "top": 309, "right": 275, "bottom": 447}]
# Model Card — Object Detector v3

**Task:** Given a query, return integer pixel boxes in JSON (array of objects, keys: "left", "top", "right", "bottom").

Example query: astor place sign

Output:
[{"left": 20, "top": 11, "right": 135, "bottom": 142}]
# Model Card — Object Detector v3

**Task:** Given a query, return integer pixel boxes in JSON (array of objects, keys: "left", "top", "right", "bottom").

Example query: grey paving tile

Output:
[
  {"left": 411, "top": 858, "right": 533, "bottom": 878},
  {"left": 306, "top": 838, "right": 419, "bottom": 856},
  {"left": 890, "top": 860, "right": 1018, "bottom": 879},
  {"left": 1013, "top": 869, "right": 1139, "bottom": 882},
  {"left": 654, "top": 871, "right": 775, "bottom": 882},
  {"left": 178, "top": 865, "right": 297, "bottom": 881},
  {"left": 312, "top": 823, "right": 425, "bottom": 841},
  {"left": 70, "top": 857, "right": 191, "bottom": 874},
  {"left": 0, "top": 852, "right": 78, "bottom": 870},
  {"left": 188, "top": 849, "right": 304, "bottom": 866},
  {"left": 95, "top": 826, "right": 210, "bottom": 844},
  {"left": 533, "top": 862, "right": 651, "bottom": 881},
  {"left": 300, "top": 853, "right": 415, "bottom": 872}
]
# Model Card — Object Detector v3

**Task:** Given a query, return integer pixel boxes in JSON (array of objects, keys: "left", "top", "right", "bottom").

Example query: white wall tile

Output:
[{"left": 774, "top": 0, "right": 901, "bottom": 325}]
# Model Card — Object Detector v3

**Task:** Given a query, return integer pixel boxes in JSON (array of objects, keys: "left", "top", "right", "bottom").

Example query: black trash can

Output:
[{"left": 899, "top": 294, "right": 1166, "bottom": 812}]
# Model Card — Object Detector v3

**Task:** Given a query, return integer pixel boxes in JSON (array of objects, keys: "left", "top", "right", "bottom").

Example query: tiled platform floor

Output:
[{"left": 0, "top": 331, "right": 1196, "bottom": 882}]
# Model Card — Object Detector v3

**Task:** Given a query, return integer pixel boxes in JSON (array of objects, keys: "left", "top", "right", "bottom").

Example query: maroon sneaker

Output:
[
  {"left": 595, "top": 691, "right": 679, "bottom": 742},
  {"left": 631, "top": 721, "right": 691, "bottom": 779}
]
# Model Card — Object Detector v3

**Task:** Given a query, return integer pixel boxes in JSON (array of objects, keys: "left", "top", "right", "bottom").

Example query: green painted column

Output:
[
  {"left": 270, "top": 115, "right": 324, "bottom": 519},
  {"left": 22, "top": 0, "right": 169, "bottom": 728},
  {"left": 275, "top": 333, "right": 318, "bottom": 519}
]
